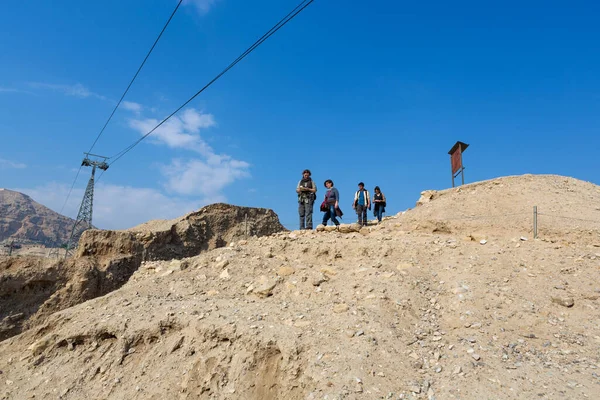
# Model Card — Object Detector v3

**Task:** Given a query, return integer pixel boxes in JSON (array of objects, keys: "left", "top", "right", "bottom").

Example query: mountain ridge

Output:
[{"left": 0, "top": 188, "right": 76, "bottom": 246}]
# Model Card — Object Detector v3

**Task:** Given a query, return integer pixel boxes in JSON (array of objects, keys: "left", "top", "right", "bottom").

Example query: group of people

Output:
[{"left": 296, "top": 169, "right": 387, "bottom": 230}]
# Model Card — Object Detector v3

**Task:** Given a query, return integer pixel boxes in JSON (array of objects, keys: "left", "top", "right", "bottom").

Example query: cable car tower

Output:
[{"left": 63, "top": 153, "right": 109, "bottom": 258}]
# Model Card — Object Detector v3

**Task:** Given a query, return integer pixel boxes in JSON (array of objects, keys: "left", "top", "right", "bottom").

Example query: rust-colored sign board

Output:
[
  {"left": 451, "top": 147, "right": 462, "bottom": 175},
  {"left": 448, "top": 141, "right": 469, "bottom": 174},
  {"left": 448, "top": 141, "right": 469, "bottom": 186}
]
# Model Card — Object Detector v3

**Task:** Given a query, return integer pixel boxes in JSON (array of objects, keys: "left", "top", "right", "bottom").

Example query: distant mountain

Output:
[{"left": 0, "top": 188, "right": 76, "bottom": 246}]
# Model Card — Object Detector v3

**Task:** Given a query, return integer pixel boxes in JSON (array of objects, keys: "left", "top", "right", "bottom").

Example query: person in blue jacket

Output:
[{"left": 352, "top": 182, "right": 370, "bottom": 226}]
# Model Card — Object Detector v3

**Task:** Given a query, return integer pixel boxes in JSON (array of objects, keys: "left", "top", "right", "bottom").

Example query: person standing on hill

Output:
[
  {"left": 321, "top": 179, "right": 340, "bottom": 227},
  {"left": 353, "top": 182, "right": 370, "bottom": 226},
  {"left": 296, "top": 169, "right": 317, "bottom": 230},
  {"left": 372, "top": 185, "right": 386, "bottom": 223}
]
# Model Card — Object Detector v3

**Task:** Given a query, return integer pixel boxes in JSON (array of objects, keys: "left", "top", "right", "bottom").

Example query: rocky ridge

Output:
[{"left": 0, "top": 188, "right": 76, "bottom": 246}]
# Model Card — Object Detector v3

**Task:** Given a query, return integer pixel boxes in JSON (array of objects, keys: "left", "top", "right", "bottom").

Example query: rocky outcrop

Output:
[
  {"left": 415, "top": 189, "right": 437, "bottom": 206},
  {"left": 78, "top": 203, "right": 285, "bottom": 261},
  {"left": 0, "top": 203, "right": 286, "bottom": 341}
]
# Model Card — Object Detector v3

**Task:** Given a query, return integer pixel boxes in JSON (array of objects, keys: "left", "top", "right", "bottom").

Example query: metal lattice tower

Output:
[{"left": 62, "top": 153, "right": 109, "bottom": 258}]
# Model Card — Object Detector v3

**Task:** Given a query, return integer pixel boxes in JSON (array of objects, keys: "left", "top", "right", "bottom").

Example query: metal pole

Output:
[
  {"left": 533, "top": 206, "right": 538, "bottom": 239},
  {"left": 451, "top": 156, "right": 455, "bottom": 187},
  {"left": 461, "top": 167, "right": 465, "bottom": 186}
]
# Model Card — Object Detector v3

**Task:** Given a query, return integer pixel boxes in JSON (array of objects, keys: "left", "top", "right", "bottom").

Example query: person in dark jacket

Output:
[
  {"left": 296, "top": 169, "right": 317, "bottom": 229},
  {"left": 372, "top": 186, "right": 386, "bottom": 223},
  {"left": 321, "top": 179, "right": 340, "bottom": 226}
]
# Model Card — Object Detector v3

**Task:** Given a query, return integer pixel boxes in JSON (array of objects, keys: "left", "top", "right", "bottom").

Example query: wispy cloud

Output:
[
  {"left": 0, "top": 86, "right": 34, "bottom": 95},
  {"left": 122, "top": 101, "right": 143, "bottom": 114},
  {"left": 0, "top": 87, "right": 20, "bottom": 93},
  {"left": 128, "top": 107, "right": 251, "bottom": 196},
  {"left": 182, "top": 0, "right": 220, "bottom": 15},
  {"left": 28, "top": 82, "right": 107, "bottom": 100},
  {"left": 0, "top": 158, "right": 26, "bottom": 169},
  {"left": 16, "top": 182, "right": 202, "bottom": 230}
]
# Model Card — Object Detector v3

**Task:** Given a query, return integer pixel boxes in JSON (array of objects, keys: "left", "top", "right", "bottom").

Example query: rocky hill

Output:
[
  {"left": 408, "top": 174, "right": 600, "bottom": 242},
  {"left": 0, "top": 188, "right": 76, "bottom": 246},
  {"left": 1, "top": 175, "right": 599, "bottom": 400}
]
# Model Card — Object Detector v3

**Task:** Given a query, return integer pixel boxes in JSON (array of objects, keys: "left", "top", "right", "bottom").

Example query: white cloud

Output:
[
  {"left": 0, "top": 158, "right": 26, "bottom": 169},
  {"left": 28, "top": 82, "right": 107, "bottom": 100},
  {"left": 128, "top": 107, "right": 250, "bottom": 196},
  {"left": 128, "top": 108, "right": 216, "bottom": 152},
  {"left": 161, "top": 158, "right": 250, "bottom": 196},
  {"left": 122, "top": 101, "right": 143, "bottom": 113},
  {"left": 129, "top": 117, "right": 198, "bottom": 149},
  {"left": 182, "top": 0, "right": 220, "bottom": 15},
  {"left": 16, "top": 182, "right": 205, "bottom": 230}
]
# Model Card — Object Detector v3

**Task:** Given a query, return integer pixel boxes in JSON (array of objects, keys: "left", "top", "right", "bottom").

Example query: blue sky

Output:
[{"left": 1, "top": 0, "right": 599, "bottom": 230}]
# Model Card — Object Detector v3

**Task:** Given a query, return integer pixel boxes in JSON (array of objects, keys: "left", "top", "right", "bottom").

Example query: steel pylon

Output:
[{"left": 61, "top": 153, "right": 109, "bottom": 258}]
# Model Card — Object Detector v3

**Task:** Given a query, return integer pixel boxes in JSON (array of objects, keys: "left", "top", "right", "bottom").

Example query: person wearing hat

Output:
[
  {"left": 296, "top": 169, "right": 317, "bottom": 230},
  {"left": 352, "top": 182, "right": 370, "bottom": 226}
]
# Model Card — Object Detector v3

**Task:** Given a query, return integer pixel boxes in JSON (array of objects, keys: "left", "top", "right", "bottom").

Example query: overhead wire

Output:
[
  {"left": 87, "top": 0, "right": 184, "bottom": 154},
  {"left": 59, "top": 0, "right": 183, "bottom": 214},
  {"left": 59, "top": 165, "right": 83, "bottom": 215},
  {"left": 108, "top": 0, "right": 315, "bottom": 166}
]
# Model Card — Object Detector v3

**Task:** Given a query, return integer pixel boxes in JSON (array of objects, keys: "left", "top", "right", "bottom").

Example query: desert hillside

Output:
[
  {"left": 407, "top": 174, "right": 600, "bottom": 242},
  {"left": 1, "top": 174, "right": 599, "bottom": 400},
  {"left": 0, "top": 188, "right": 77, "bottom": 246}
]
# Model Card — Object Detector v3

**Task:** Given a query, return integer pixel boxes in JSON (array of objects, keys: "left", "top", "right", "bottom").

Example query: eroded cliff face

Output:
[
  {"left": 0, "top": 203, "right": 286, "bottom": 341},
  {"left": 80, "top": 203, "right": 285, "bottom": 261}
]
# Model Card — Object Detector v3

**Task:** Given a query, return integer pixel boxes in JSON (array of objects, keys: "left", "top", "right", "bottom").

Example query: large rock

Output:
[
  {"left": 416, "top": 190, "right": 437, "bottom": 206},
  {"left": 78, "top": 203, "right": 285, "bottom": 261},
  {"left": 338, "top": 224, "right": 361, "bottom": 233}
]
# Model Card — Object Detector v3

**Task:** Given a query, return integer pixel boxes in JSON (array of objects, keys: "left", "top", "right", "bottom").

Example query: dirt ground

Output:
[{"left": 1, "top": 174, "right": 599, "bottom": 399}]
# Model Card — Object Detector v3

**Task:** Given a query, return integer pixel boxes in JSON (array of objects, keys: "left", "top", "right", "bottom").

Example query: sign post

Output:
[{"left": 448, "top": 141, "right": 469, "bottom": 187}]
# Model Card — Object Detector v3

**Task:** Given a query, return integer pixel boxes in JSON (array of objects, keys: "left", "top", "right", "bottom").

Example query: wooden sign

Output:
[{"left": 448, "top": 141, "right": 469, "bottom": 187}]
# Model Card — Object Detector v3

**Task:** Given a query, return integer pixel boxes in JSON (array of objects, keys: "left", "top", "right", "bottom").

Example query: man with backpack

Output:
[
  {"left": 296, "top": 169, "right": 317, "bottom": 230},
  {"left": 353, "top": 182, "right": 370, "bottom": 226}
]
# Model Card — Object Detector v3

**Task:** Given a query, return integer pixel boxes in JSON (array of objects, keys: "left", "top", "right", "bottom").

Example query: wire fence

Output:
[{"left": 537, "top": 213, "right": 600, "bottom": 223}]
